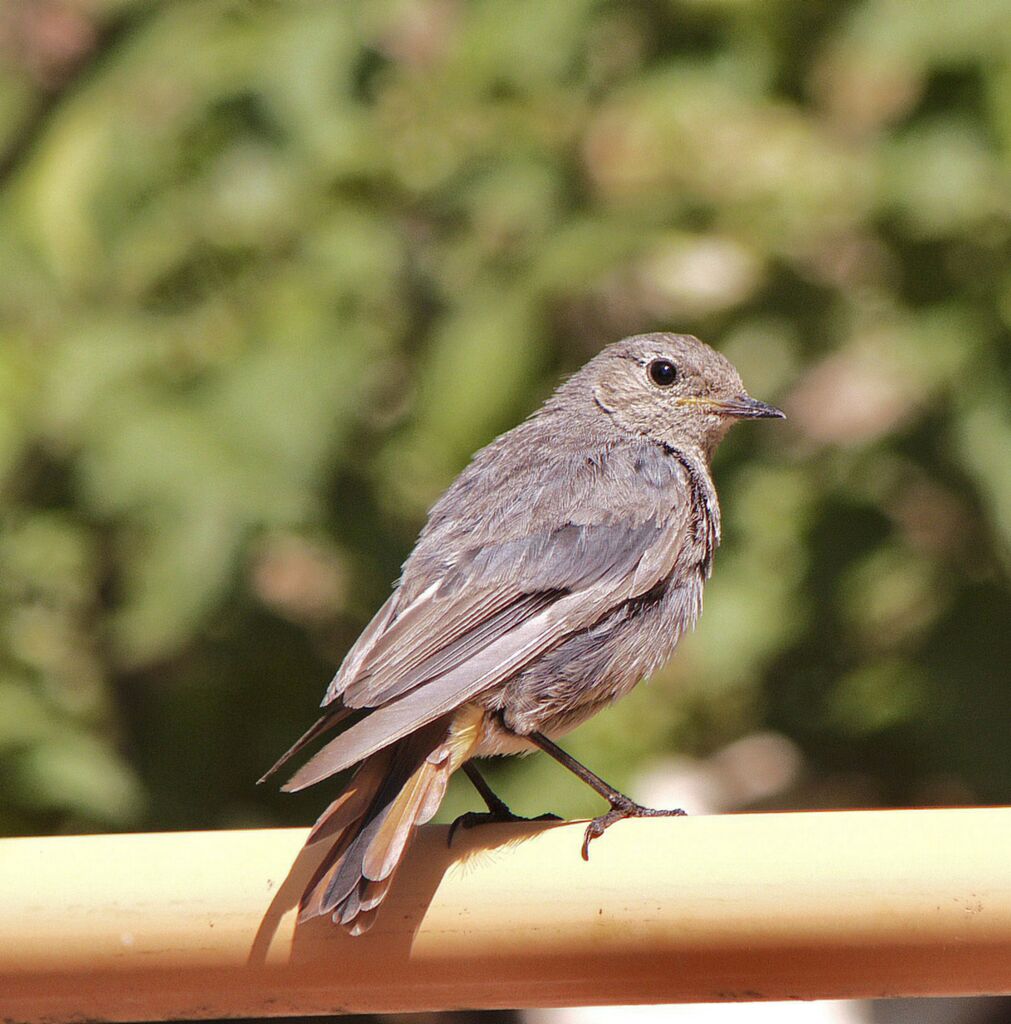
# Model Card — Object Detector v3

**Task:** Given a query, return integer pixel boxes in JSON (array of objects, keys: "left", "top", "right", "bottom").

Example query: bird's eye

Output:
[{"left": 648, "top": 359, "right": 678, "bottom": 387}]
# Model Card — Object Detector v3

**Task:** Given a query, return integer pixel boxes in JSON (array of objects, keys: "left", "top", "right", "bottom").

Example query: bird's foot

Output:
[
  {"left": 581, "top": 797, "right": 686, "bottom": 859},
  {"left": 448, "top": 803, "right": 561, "bottom": 847}
]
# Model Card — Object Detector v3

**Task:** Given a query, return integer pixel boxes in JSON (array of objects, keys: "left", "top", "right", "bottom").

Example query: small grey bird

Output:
[{"left": 263, "top": 333, "right": 784, "bottom": 934}]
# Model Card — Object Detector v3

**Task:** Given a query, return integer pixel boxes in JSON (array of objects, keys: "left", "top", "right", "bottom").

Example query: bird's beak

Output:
[{"left": 709, "top": 394, "right": 786, "bottom": 420}]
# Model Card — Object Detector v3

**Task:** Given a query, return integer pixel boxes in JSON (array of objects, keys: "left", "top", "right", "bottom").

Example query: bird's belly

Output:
[
  {"left": 469, "top": 698, "right": 605, "bottom": 758},
  {"left": 476, "top": 574, "right": 703, "bottom": 747}
]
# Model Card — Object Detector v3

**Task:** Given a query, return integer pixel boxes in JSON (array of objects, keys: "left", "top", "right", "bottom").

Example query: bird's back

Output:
[{"left": 478, "top": 436, "right": 720, "bottom": 742}]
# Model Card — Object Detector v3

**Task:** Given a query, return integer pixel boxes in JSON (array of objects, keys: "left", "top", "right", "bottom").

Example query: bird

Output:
[{"left": 262, "top": 332, "right": 785, "bottom": 934}]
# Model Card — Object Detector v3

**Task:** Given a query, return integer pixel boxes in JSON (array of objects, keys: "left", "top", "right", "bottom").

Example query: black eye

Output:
[{"left": 648, "top": 359, "right": 678, "bottom": 387}]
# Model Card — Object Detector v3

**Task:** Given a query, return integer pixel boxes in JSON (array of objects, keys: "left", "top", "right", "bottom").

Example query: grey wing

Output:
[
  {"left": 283, "top": 509, "right": 689, "bottom": 793},
  {"left": 324, "top": 590, "right": 400, "bottom": 703},
  {"left": 343, "top": 518, "right": 664, "bottom": 708}
]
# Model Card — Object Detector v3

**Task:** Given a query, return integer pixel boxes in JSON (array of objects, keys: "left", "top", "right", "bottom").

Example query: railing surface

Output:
[{"left": 2, "top": 808, "right": 1010, "bottom": 1021}]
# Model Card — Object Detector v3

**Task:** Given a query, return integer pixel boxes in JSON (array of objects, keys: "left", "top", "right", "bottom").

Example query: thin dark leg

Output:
[
  {"left": 447, "top": 761, "right": 560, "bottom": 847},
  {"left": 528, "top": 731, "right": 686, "bottom": 859},
  {"left": 527, "top": 732, "right": 634, "bottom": 805},
  {"left": 463, "top": 762, "right": 514, "bottom": 817}
]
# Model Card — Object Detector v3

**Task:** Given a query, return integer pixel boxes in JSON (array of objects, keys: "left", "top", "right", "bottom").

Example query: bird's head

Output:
[{"left": 574, "top": 333, "right": 785, "bottom": 457}]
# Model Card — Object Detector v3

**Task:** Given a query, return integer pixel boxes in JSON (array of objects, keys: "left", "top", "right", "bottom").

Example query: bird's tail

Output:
[{"left": 297, "top": 706, "right": 482, "bottom": 934}]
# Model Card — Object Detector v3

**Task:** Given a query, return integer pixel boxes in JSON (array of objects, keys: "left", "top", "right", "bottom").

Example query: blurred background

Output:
[{"left": 0, "top": 0, "right": 1009, "bottom": 1022}]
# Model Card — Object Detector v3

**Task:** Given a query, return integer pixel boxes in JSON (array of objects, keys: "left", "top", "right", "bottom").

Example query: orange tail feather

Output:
[{"left": 298, "top": 707, "right": 482, "bottom": 934}]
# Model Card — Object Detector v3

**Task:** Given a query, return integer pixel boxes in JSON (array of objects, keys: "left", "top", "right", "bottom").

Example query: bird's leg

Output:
[
  {"left": 462, "top": 761, "right": 516, "bottom": 818},
  {"left": 447, "top": 762, "right": 560, "bottom": 846},
  {"left": 528, "top": 731, "right": 686, "bottom": 859}
]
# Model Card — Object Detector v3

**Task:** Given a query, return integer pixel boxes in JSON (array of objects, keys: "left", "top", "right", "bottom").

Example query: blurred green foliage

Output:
[{"left": 0, "top": 0, "right": 1008, "bottom": 838}]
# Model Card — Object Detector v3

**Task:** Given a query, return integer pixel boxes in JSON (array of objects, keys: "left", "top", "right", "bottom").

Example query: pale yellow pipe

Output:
[{"left": 1, "top": 809, "right": 1010, "bottom": 1021}]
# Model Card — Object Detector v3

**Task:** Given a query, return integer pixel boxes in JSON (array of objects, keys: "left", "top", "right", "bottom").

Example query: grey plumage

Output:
[{"left": 265, "top": 332, "right": 784, "bottom": 933}]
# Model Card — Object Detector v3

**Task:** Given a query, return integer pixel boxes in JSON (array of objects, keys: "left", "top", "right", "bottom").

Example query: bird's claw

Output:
[
  {"left": 581, "top": 800, "right": 687, "bottom": 859},
  {"left": 448, "top": 808, "right": 561, "bottom": 847}
]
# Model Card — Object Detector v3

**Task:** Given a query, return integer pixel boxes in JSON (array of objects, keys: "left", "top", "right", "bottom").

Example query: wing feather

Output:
[
  {"left": 349, "top": 590, "right": 559, "bottom": 708},
  {"left": 322, "top": 591, "right": 402, "bottom": 707},
  {"left": 282, "top": 523, "right": 682, "bottom": 794},
  {"left": 337, "top": 520, "right": 662, "bottom": 711}
]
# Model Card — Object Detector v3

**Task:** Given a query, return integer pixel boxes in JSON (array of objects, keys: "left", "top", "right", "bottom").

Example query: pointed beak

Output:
[{"left": 711, "top": 394, "right": 786, "bottom": 420}]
